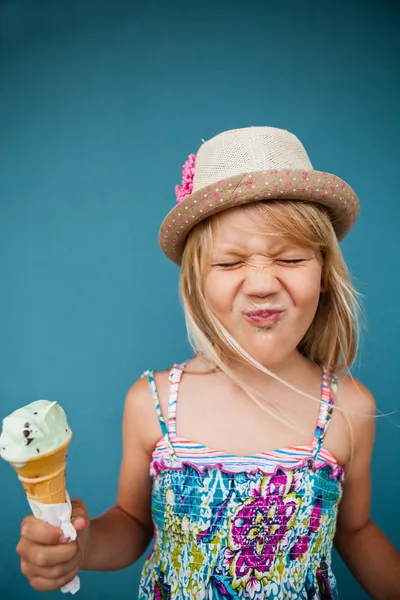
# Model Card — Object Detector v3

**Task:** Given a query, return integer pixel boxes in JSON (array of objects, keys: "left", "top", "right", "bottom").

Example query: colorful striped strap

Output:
[
  {"left": 142, "top": 369, "right": 177, "bottom": 461},
  {"left": 167, "top": 363, "right": 186, "bottom": 435},
  {"left": 312, "top": 366, "right": 337, "bottom": 458}
]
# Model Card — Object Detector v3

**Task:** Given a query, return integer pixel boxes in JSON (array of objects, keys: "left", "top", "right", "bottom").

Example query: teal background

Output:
[{"left": 0, "top": 0, "right": 399, "bottom": 598}]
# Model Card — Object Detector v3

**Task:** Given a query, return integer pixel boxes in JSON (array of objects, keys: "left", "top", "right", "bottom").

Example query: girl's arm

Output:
[
  {"left": 334, "top": 379, "right": 400, "bottom": 599},
  {"left": 82, "top": 376, "right": 161, "bottom": 571}
]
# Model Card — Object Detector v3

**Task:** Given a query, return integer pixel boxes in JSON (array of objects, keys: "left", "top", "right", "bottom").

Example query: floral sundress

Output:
[{"left": 138, "top": 364, "right": 344, "bottom": 599}]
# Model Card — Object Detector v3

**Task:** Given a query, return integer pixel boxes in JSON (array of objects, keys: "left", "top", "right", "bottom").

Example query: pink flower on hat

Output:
[{"left": 175, "top": 153, "right": 196, "bottom": 203}]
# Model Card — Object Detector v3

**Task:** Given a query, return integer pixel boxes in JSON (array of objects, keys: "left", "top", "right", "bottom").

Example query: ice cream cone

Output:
[
  {"left": 11, "top": 435, "right": 71, "bottom": 504},
  {"left": 1, "top": 403, "right": 80, "bottom": 593}
]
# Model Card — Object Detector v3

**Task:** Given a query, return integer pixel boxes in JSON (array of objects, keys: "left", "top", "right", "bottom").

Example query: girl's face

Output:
[{"left": 203, "top": 208, "right": 323, "bottom": 367}]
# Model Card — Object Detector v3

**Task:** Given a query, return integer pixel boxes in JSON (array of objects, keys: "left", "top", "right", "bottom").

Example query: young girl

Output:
[{"left": 17, "top": 127, "right": 400, "bottom": 599}]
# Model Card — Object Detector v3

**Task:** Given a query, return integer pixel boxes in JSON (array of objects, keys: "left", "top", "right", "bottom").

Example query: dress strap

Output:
[
  {"left": 141, "top": 369, "right": 177, "bottom": 461},
  {"left": 167, "top": 363, "right": 186, "bottom": 435},
  {"left": 312, "top": 366, "right": 337, "bottom": 458}
]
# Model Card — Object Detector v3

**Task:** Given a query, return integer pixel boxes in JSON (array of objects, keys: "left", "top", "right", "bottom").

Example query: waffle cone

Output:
[{"left": 11, "top": 435, "right": 71, "bottom": 504}]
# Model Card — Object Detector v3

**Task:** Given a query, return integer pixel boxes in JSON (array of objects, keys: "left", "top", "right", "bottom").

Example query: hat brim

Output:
[{"left": 159, "top": 169, "right": 359, "bottom": 265}]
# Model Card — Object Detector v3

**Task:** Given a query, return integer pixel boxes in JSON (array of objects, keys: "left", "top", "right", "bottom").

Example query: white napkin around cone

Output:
[{"left": 28, "top": 492, "right": 80, "bottom": 594}]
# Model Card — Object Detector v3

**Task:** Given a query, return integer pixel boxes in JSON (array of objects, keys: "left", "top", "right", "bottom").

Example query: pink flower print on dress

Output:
[
  {"left": 289, "top": 535, "right": 309, "bottom": 560},
  {"left": 175, "top": 153, "right": 196, "bottom": 203},
  {"left": 246, "top": 577, "right": 264, "bottom": 600},
  {"left": 309, "top": 497, "right": 322, "bottom": 533},
  {"left": 226, "top": 470, "right": 299, "bottom": 589}
]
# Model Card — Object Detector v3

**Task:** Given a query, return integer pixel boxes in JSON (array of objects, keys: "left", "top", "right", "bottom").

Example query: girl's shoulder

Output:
[
  {"left": 334, "top": 373, "right": 376, "bottom": 459},
  {"left": 335, "top": 373, "right": 376, "bottom": 417},
  {"left": 122, "top": 367, "right": 177, "bottom": 456},
  {"left": 134, "top": 357, "right": 212, "bottom": 424}
]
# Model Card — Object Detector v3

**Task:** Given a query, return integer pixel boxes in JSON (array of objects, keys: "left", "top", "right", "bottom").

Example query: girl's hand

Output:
[{"left": 16, "top": 498, "right": 90, "bottom": 592}]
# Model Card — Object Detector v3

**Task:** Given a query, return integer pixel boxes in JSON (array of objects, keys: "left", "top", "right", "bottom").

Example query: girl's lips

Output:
[{"left": 245, "top": 309, "right": 284, "bottom": 326}]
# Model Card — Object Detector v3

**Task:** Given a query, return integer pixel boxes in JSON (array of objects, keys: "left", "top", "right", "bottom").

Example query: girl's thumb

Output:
[{"left": 70, "top": 498, "right": 90, "bottom": 533}]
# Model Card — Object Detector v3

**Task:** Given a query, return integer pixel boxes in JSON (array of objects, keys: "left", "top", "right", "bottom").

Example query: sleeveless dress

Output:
[{"left": 138, "top": 364, "right": 344, "bottom": 600}]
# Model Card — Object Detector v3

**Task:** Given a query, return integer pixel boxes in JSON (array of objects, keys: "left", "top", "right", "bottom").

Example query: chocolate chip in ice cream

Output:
[
  {"left": 23, "top": 430, "right": 30, "bottom": 438},
  {"left": 36, "top": 448, "right": 40, "bottom": 453},
  {"left": 24, "top": 422, "right": 29, "bottom": 428},
  {"left": 26, "top": 438, "right": 33, "bottom": 445}
]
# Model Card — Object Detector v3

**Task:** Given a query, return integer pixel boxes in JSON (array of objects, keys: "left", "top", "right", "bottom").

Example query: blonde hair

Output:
[{"left": 179, "top": 201, "right": 362, "bottom": 432}]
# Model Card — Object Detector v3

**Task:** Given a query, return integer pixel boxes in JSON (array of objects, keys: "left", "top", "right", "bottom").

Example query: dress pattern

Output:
[{"left": 138, "top": 365, "right": 343, "bottom": 599}]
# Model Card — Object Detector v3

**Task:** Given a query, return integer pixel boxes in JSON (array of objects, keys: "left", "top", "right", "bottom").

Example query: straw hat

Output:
[{"left": 159, "top": 126, "right": 359, "bottom": 265}]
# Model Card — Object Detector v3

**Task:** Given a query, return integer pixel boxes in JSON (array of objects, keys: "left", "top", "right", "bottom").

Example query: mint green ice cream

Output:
[{"left": 0, "top": 400, "right": 71, "bottom": 466}]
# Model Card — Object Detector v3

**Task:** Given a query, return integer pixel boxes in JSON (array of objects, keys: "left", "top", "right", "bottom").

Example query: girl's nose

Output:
[{"left": 242, "top": 261, "right": 282, "bottom": 297}]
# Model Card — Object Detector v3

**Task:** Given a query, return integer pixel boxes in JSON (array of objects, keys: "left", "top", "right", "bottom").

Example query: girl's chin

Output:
[
  {"left": 236, "top": 334, "right": 300, "bottom": 368},
  {"left": 223, "top": 321, "right": 306, "bottom": 366}
]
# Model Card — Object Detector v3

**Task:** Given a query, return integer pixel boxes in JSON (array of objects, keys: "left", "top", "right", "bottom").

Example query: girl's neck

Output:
[
  {"left": 228, "top": 350, "right": 313, "bottom": 387},
  {"left": 192, "top": 350, "right": 318, "bottom": 392}
]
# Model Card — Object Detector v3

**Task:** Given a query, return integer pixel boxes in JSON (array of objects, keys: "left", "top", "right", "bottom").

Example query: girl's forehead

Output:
[
  {"left": 211, "top": 209, "right": 292, "bottom": 242},
  {"left": 209, "top": 207, "right": 314, "bottom": 254},
  {"left": 212, "top": 209, "right": 261, "bottom": 234}
]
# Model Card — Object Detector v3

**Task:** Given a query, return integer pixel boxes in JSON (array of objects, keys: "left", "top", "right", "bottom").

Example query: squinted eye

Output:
[
  {"left": 214, "top": 262, "right": 244, "bottom": 269},
  {"left": 276, "top": 259, "right": 306, "bottom": 265}
]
